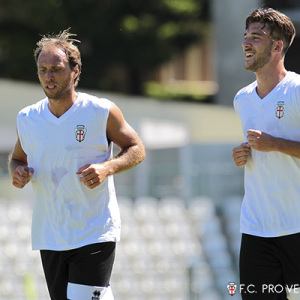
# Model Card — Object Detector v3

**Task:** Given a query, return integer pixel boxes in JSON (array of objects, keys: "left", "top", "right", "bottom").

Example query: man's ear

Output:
[
  {"left": 274, "top": 40, "right": 284, "bottom": 53},
  {"left": 74, "top": 64, "right": 79, "bottom": 77}
]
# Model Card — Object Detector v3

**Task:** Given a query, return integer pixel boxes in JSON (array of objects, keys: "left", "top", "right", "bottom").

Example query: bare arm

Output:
[
  {"left": 77, "top": 103, "right": 146, "bottom": 189},
  {"left": 8, "top": 136, "right": 34, "bottom": 189},
  {"left": 247, "top": 129, "right": 300, "bottom": 158}
]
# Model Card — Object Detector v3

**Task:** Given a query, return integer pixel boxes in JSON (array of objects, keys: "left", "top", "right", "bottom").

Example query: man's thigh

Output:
[
  {"left": 278, "top": 233, "right": 300, "bottom": 300},
  {"left": 239, "top": 234, "right": 286, "bottom": 300},
  {"left": 41, "top": 242, "right": 116, "bottom": 300},
  {"left": 41, "top": 248, "right": 68, "bottom": 300},
  {"left": 69, "top": 242, "right": 116, "bottom": 286}
]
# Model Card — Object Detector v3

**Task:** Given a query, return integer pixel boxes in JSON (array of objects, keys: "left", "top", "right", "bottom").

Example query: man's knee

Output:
[{"left": 67, "top": 282, "right": 114, "bottom": 300}]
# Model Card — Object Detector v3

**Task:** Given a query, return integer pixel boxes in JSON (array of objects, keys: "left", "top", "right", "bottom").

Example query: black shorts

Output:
[
  {"left": 240, "top": 233, "right": 300, "bottom": 300},
  {"left": 40, "top": 242, "right": 116, "bottom": 300}
]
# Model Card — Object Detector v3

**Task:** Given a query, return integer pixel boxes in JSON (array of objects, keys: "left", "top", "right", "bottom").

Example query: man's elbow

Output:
[{"left": 137, "top": 143, "right": 146, "bottom": 165}]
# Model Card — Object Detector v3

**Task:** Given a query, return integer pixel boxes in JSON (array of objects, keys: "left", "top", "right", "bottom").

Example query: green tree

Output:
[{"left": 0, "top": 0, "right": 209, "bottom": 95}]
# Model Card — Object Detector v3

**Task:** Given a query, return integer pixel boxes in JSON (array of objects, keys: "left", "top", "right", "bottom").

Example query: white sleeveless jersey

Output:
[
  {"left": 17, "top": 92, "right": 121, "bottom": 250},
  {"left": 234, "top": 71, "right": 300, "bottom": 237}
]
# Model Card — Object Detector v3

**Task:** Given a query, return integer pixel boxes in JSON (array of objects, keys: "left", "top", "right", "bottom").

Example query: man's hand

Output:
[
  {"left": 12, "top": 166, "right": 34, "bottom": 189},
  {"left": 247, "top": 129, "right": 275, "bottom": 152},
  {"left": 232, "top": 142, "right": 251, "bottom": 167},
  {"left": 76, "top": 163, "right": 109, "bottom": 189}
]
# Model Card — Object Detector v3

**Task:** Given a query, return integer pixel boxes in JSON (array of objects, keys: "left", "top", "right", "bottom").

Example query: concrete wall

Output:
[
  {"left": 0, "top": 79, "right": 244, "bottom": 200},
  {"left": 212, "top": 0, "right": 260, "bottom": 106},
  {"left": 0, "top": 79, "right": 243, "bottom": 152}
]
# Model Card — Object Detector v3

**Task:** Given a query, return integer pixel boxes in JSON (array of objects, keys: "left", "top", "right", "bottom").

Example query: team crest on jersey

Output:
[
  {"left": 227, "top": 282, "right": 237, "bottom": 295},
  {"left": 92, "top": 290, "right": 101, "bottom": 300},
  {"left": 275, "top": 101, "right": 285, "bottom": 119},
  {"left": 74, "top": 125, "right": 87, "bottom": 142}
]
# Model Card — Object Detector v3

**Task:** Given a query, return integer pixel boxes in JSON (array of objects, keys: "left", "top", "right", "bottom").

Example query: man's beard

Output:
[
  {"left": 43, "top": 78, "right": 73, "bottom": 100},
  {"left": 245, "top": 42, "right": 273, "bottom": 72}
]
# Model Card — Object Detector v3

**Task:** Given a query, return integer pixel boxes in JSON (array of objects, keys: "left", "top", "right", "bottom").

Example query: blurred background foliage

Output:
[{"left": 0, "top": 0, "right": 209, "bottom": 98}]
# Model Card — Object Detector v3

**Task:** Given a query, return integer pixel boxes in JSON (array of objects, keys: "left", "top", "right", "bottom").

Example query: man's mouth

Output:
[
  {"left": 46, "top": 84, "right": 56, "bottom": 90},
  {"left": 245, "top": 51, "right": 255, "bottom": 58}
]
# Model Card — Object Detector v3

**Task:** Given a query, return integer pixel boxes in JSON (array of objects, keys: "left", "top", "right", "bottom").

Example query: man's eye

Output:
[
  {"left": 54, "top": 67, "right": 63, "bottom": 72},
  {"left": 244, "top": 36, "right": 259, "bottom": 42}
]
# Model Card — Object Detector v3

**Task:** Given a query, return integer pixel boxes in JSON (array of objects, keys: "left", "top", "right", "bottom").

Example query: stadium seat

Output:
[{"left": 0, "top": 195, "right": 242, "bottom": 300}]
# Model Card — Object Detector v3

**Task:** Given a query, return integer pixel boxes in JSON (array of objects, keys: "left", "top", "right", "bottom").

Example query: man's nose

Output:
[
  {"left": 243, "top": 37, "right": 252, "bottom": 48},
  {"left": 45, "top": 70, "right": 54, "bottom": 79}
]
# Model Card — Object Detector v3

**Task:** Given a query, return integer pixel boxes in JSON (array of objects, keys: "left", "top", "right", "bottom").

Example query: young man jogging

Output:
[
  {"left": 232, "top": 7, "right": 300, "bottom": 300},
  {"left": 9, "top": 29, "right": 145, "bottom": 300}
]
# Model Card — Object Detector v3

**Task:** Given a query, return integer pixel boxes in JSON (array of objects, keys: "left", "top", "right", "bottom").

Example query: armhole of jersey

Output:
[
  {"left": 293, "top": 84, "right": 300, "bottom": 116},
  {"left": 106, "top": 101, "right": 113, "bottom": 146},
  {"left": 16, "top": 113, "right": 26, "bottom": 154}
]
